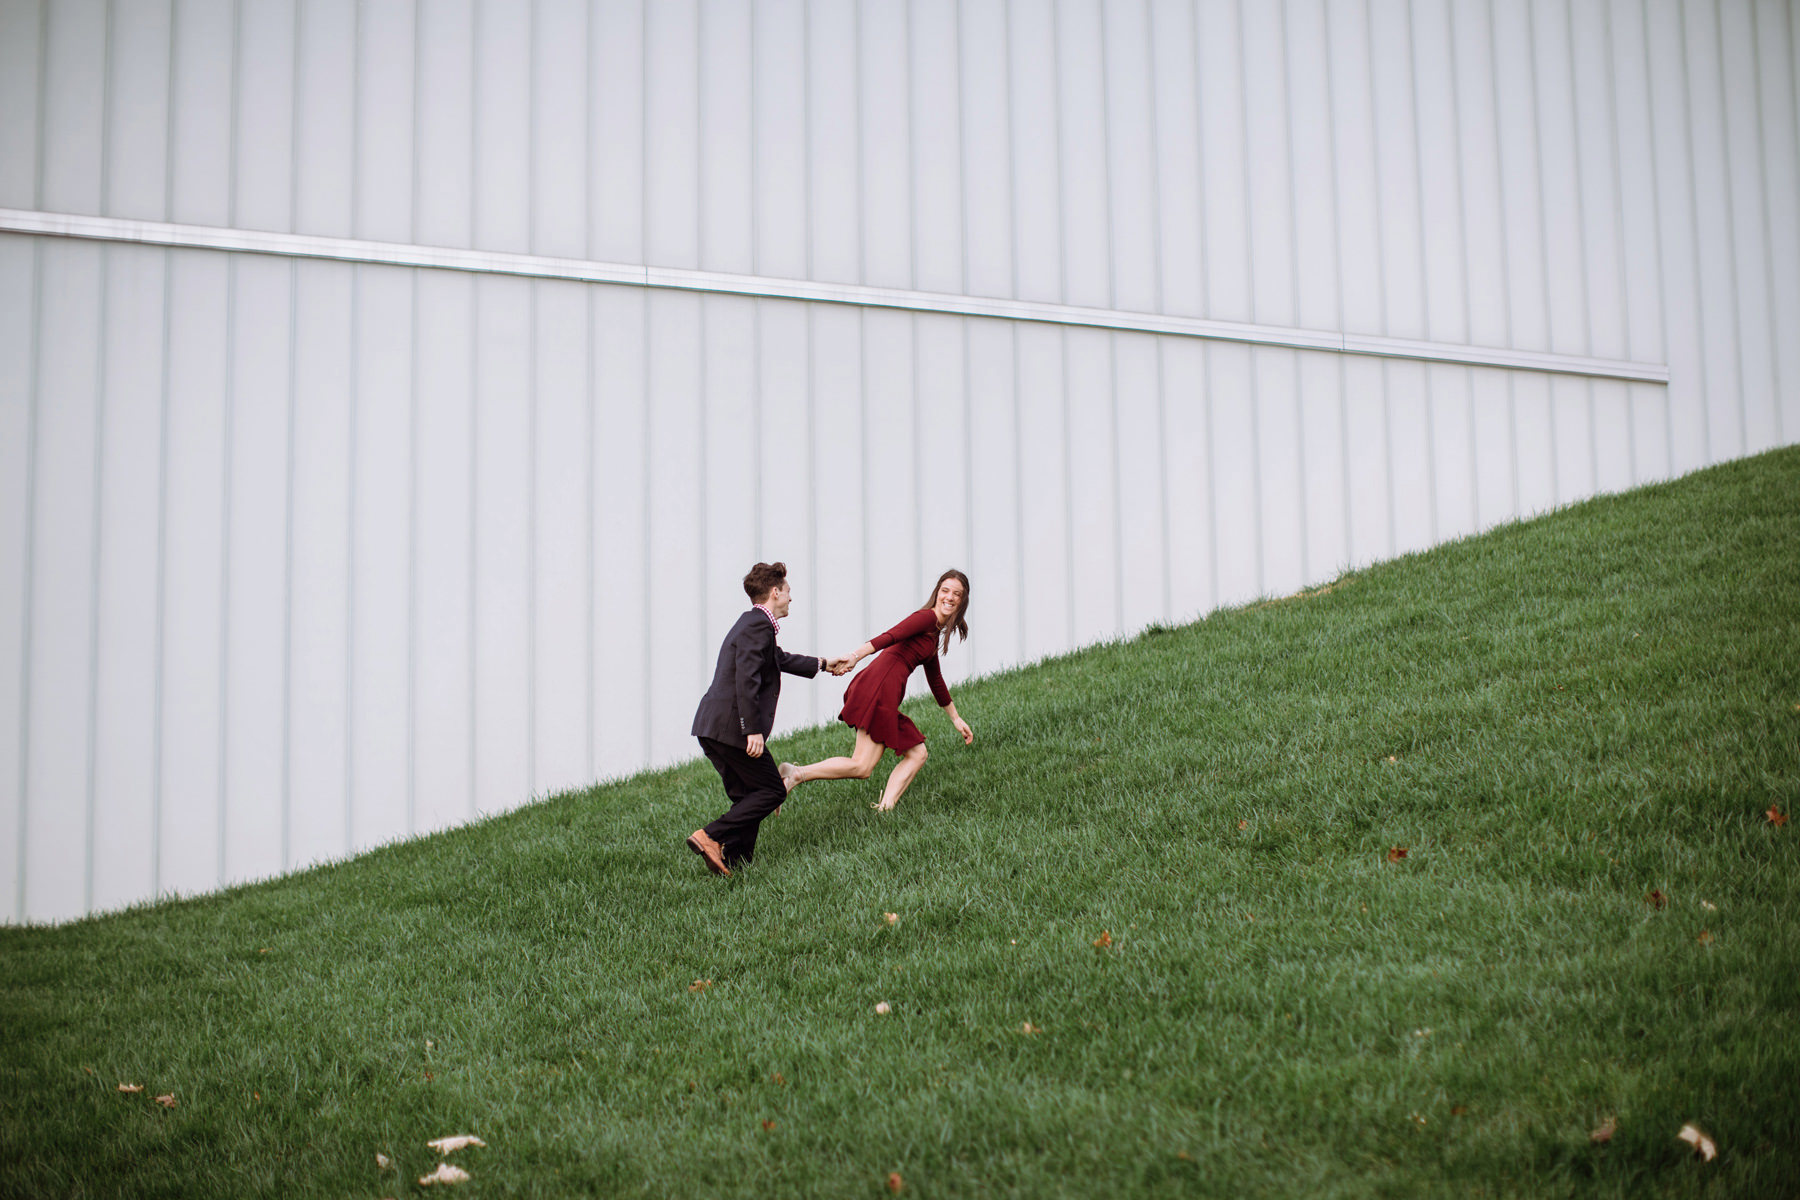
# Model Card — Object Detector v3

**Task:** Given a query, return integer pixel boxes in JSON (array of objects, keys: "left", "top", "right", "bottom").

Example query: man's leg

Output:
[{"left": 700, "top": 741, "right": 788, "bottom": 868}]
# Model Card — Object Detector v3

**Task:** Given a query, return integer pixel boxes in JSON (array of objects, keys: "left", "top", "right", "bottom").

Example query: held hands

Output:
[{"left": 825, "top": 654, "right": 857, "bottom": 677}]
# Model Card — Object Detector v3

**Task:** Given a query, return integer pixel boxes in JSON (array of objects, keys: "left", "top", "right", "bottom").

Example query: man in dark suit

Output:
[{"left": 687, "top": 561, "right": 844, "bottom": 876}]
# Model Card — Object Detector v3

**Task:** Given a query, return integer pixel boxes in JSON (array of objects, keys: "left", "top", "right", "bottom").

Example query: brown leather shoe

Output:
[{"left": 687, "top": 829, "right": 731, "bottom": 876}]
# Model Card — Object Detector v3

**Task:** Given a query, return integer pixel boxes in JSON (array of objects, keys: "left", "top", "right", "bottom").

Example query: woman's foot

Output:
[{"left": 779, "top": 762, "right": 799, "bottom": 793}]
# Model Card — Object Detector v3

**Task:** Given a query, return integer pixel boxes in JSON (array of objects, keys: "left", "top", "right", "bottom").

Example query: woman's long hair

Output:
[{"left": 925, "top": 569, "right": 971, "bottom": 655}]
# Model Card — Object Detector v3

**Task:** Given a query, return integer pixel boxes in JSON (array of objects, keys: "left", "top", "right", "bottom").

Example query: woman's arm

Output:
[
  {"left": 941, "top": 699, "right": 974, "bottom": 745},
  {"left": 838, "top": 609, "right": 936, "bottom": 672}
]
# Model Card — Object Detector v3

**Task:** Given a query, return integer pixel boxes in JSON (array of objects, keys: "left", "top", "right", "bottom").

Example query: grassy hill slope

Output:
[{"left": 3, "top": 447, "right": 1798, "bottom": 1199}]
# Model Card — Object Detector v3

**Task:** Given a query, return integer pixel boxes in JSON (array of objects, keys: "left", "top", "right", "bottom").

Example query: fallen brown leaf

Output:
[
  {"left": 154, "top": 1094, "right": 176, "bottom": 1109},
  {"left": 1697, "top": 929, "right": 1713, "bottom": 946},
  {"left": 1386, "top": 846, "right": 1408, "bottom": 863},
  {"left": 423, "top": 1071, "right": 434, "bottom": 1081},
  {"left": 1450, "top": 1105, "right": 1468, "bottom": 1117},
  {"left": 883, "top": 912, "right": 898, "bottom": 925},
  {"left": 1590, "top": 1116, "right": 1616, "bottom": 1144},
  {"left": 1020, "top": 1022, "right": 1041, "bottom": 1035},
  {"left": 426, "top": 1135, "right": 486, "bottom": 1154},
  {"left": 875, "top": 1001, "right": 892, "bottom": 1015},
  {"left": 887, "top": 1171, "right": 904, "bottom": 1193},
  {"left": 688, "top": 979, "right": 713, "bottom": 993},
  {"left": 1237, "top": 819, "right": 1248, "bottom": 830},
  {"left": 117, "top": 1083, "right": 142, "bottom": 1094},
  {"left": 1093, "top": 930, "right": 1112, "bottom": 949},
  {"left": 376, "top": 1153, "right": 392, "bottom": 1170},
  {"left": 83, "top": 1066, "right": 93, "bottom": 1076},
  {"left": 419, "top": 1163, "right": 471, "bottom": 1186},
  {"left": 1767, "top": 805, "right": 1789, "bottom": 827},
  {"left": 1646, "top": 889, "right": 1667, "bottom": 909},
  {"left": 1677, "top": 1123, "right": 1717, "bottom": 1161},
  {"left": 762, "top": 1119, "right": 776, "bottom": 1132},
  {"left": 771, "top": 1072, "right": 786, "bottom": 1086},
  {"left": 1386, "top": 755, "right": 1398, "bottom": 763}
]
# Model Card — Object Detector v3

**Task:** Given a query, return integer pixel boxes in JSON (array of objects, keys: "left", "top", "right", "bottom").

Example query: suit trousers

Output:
[{"left": 698, "top": 736, "right": 787, "bottom": 866}]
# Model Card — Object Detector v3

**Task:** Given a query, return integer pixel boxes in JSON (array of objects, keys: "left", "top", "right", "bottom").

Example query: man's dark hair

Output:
[{"left": 743, "top": 561, "right": 788, "bottom": 603}]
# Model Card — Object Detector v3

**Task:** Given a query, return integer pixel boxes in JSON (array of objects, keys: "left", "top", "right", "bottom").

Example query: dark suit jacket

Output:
[{"left": 691, "top": 610, "right": 822, "bottom": 743}]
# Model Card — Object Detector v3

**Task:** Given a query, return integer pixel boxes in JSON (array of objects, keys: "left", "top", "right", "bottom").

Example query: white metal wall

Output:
[{"left": 3, "top": 0, "right": 1797, "bottom": 922}]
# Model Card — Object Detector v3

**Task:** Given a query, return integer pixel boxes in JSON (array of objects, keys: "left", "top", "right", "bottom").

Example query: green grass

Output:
[{"left": 4, "top": 447, "right": 1798, "bottom": 1199}]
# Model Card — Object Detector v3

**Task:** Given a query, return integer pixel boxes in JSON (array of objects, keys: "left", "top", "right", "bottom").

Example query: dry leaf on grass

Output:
[
  {"left": 688, "top": 979, "right": 713, "bottom": 993},
  {"left": 1700, "top": 900, "right": 1717, "bottom": 912},
  {"left": 771, "top": 1072, "right": 786, "bottom": 1086},
  {"left": 1093, "top": 930, "right": 1112, "bottom": 949},
  {"left": 762, "top": 1120, "right": 776, "bottom": 1132},
  {"left": 376, "top": 1153, "right": 391, "bottom": 1170},
  {"left": 1237, "top": 819, "right": 1248, "bottom": 830},
  {"left": 1677, "top": 1123, "right": 1717, "bottom": 1161},
  {"left": 1386, "top": 846, "right": 1408, "bottom": 863},
  {"left": 426, "top": 1136, "right": 486, "bottom": 1154},
  {"left": 883, "top": 912, "right": 898, "bottom": 925},
  {"left": 418, "top": 1163, "right": 471, "bottom": 1186},
  {"left": 1646, "top": 889, "right": 1667, "bottom": 909},
  {"left": 1590, "top": 1116, "right": 1617, "bottom": 1144},
  {"left": 154, "top": 1094, "right": 176, "bottom": 1109},
  {"left": 875, "top": 1001, "right": 892, "bottom": 1015},
  {"left": 117, "top": 1083, "right": 142, "bottom": 1094},
  {"left": 1696, "top": 929, "right": 1713, "bottom": 946},
  {"left": 1767, "top": 805, "right": 1789, "bottom": 827},
  {"left": 1020, "top": 1022, "right": 1042, "bottom": 1035},
  {"left": 887, "top": 1171, "right": 904, "bottom": 1193}
]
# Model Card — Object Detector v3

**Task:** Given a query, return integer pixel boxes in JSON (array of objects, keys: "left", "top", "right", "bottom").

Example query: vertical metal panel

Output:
[
  {"left": 1101, "top": 0, "right": 1157, "bottom": 315},
  {"left": 533, "top": 0, "right": 589, "bottom": 259},
  {"left": 0, "top": 1, "right": 45, "bottom": 210},
  {"left": 1196, "top": 0, "right": 1250, "bottom": 322},
  {"left": 532, "top": 279, "right": 590, "bottom": 798},
  {"left": 1298, "top": 348, "right": 1349, "bottom": 578},
  {"left": 1206, "top": 341, "right": 1259, "bottom": 601},
  {"left": 473, "top": 0, "right": 530, "bottom": 253},
  {"left": 1056, "top": 0, "right": 1111, "bottom": 309},
  {"left": 89, "top": 244, "right": 163, "bottom": 912},
  {"left": 348, "top": 266, "right": 410, "bottom": 842},
  {"left": 644, "top": 289, "right": 704, "bottom": 766},
  {"left": 862, "top": 310, "right": 919, "bottom": 622},
  {"left": 1160, "top": 338, "right": 1212, "bottom": 618},
  {"left": 471, "top": 275, "right": 530, "bottom": 804},
  {"left": 589, "top": 0, "right": 644, "bottom": 265},
  {"left": 21, "top": 241, "right": 100, "bottom": 921},
  {"left": 1681, "top": 0, "right": 1744, "bottom": 460},
  {"left": 964, "top": 319, "right": 1023, "bottom": 668},
  {"left": 643, "top": 0, "right": 698, "bottom": 271},
  {"left": 1149, "top": 0, "right": 1202, "bottom": 318},
  {"left": 293, "top": 0, "right": 354, "bottom": 237},
  {"left": 220, "top": 253, "right": 289, "bottom": 885},
  {"left": 1755, "top": 0, "right": 1800, "bottom": 445},
  {"left": 859, "top": 0, "right": 912, "bottom": 289},
  {"left": 155, "top": 249, "right": 228, "bottom": 896},
  {"left": 1253, "top": 346, "right": 1305, "bottom": 592},
  {"left": 40, "top": 0, "right": 106, "bottom": 217},
  {"left": 751, "top": 0, "right": 806, "bottom": 279},
  {"left": 699, "top": 294, "right": 757, "bottom": 648},
  {"left": 1114, "top": 332, "right": 1166, "bottom": 632},
  {"left": 1015, "top": 323, "right": 1072, "bottom": 656},
  {"left": 1324, "top": 1, "right": 1382, "bottom": 341},
  {"left": 914, "top": 313, "right": 971, "bottom": 666},
  {"left": 1064, "top": 327, "right": 1118, "bottom": 642},
  {"left": 1286, "top": 0, "right": 1338, "bottom": 333},
  {"left": 354, "top": 0, "right": 416, "bottom": 244},
  {"left": 1008, "top": 1, "right": 1062, "bottom": 303},
  {"left": 909, "top": 0, "right": 963, "bottom": 296},
  {"left": 1642, "top": 0, "right": 1707, "bottom": 475},
  {"left": 1241, "top": 0, "right": 1294, "bottom": 327},
  {"left": 698, "top": 0, "right": 752, "bottom": 275},
  {"left": 232, "top": 0, "right": 295, "bottom": 234},
  {"left": 167, "top": 0, "right": 233, "bottom": 228},
  {"left": 102, "top": 0, "right": 172, "bottom": 220},
  {"left": 412, "top": 270, "right": 473, "bottom": 830},
  {"left": 1717, "top": 0, "right": 1780, "bottom": 453},
  {"left": 805, "top": 1, "right": 858, "bottom": 284},
  {"left": 415, "top": 0, "right": 474, "bottom": 249},
  {"left": 589, "top": 285, "right": 649, "bottom": 772},
  {"left": 959, "top": 0, "right": 1012, "bottom": 300},
  {"left": 810, "top": 304, "right": 866, "bottom": 643}
]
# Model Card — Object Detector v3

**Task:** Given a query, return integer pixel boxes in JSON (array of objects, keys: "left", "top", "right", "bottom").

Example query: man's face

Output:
[{"left": 767, "top": 582, "right": 793, "bottom": 619}]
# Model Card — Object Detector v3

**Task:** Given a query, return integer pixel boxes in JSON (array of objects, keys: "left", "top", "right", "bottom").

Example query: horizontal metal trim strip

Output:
[{"left": 0, "top": 208, "right": 1670, "bottom": 384}]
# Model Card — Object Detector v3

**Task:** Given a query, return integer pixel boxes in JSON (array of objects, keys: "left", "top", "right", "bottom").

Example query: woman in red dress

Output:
[{"left": 780, "top": 570, "right": 974, "bottom": 811}]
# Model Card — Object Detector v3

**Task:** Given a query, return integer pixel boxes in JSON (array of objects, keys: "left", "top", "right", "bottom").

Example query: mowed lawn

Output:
[{"left": 3, "top": 447, "right": 1797, "bottom": 1199}]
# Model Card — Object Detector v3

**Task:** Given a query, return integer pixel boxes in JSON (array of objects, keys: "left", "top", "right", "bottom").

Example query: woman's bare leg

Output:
[
  {"left": 784, "top": 730, "right": 883, "bottom": 792},
  {"left": 874, "top": 743, "right": 929, "bottom": 811}
]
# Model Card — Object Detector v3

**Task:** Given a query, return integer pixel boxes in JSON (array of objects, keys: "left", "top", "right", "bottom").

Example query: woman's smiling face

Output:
[{"left": 933, "top": 578, "right": 965, "bottom": 623}]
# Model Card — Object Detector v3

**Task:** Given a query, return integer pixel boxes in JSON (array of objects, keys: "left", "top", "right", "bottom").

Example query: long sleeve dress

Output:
[{"left": 838, "top": 608, "right": 952, "bottom": 752}]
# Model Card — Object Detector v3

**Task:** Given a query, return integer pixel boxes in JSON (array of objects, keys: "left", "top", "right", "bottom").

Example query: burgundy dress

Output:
[{"left": 839, "top": 608, "right": 952, "bottom": 752}]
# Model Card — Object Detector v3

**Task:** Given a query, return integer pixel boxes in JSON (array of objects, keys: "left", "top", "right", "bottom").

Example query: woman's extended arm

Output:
[
  {"left": 942, "top": 699, "right": 973, "bottom": 744},
  {"left": 837, "top": 609, "right": 936, "bottom": 672}
]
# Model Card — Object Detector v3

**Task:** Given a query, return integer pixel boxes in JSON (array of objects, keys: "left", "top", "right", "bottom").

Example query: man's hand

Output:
[
  {"left": 746, "top": 733, "right": 765, "bottom": 757},
  {"left": 826, "top": 655, "right": 855, "bottom": 676}
]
